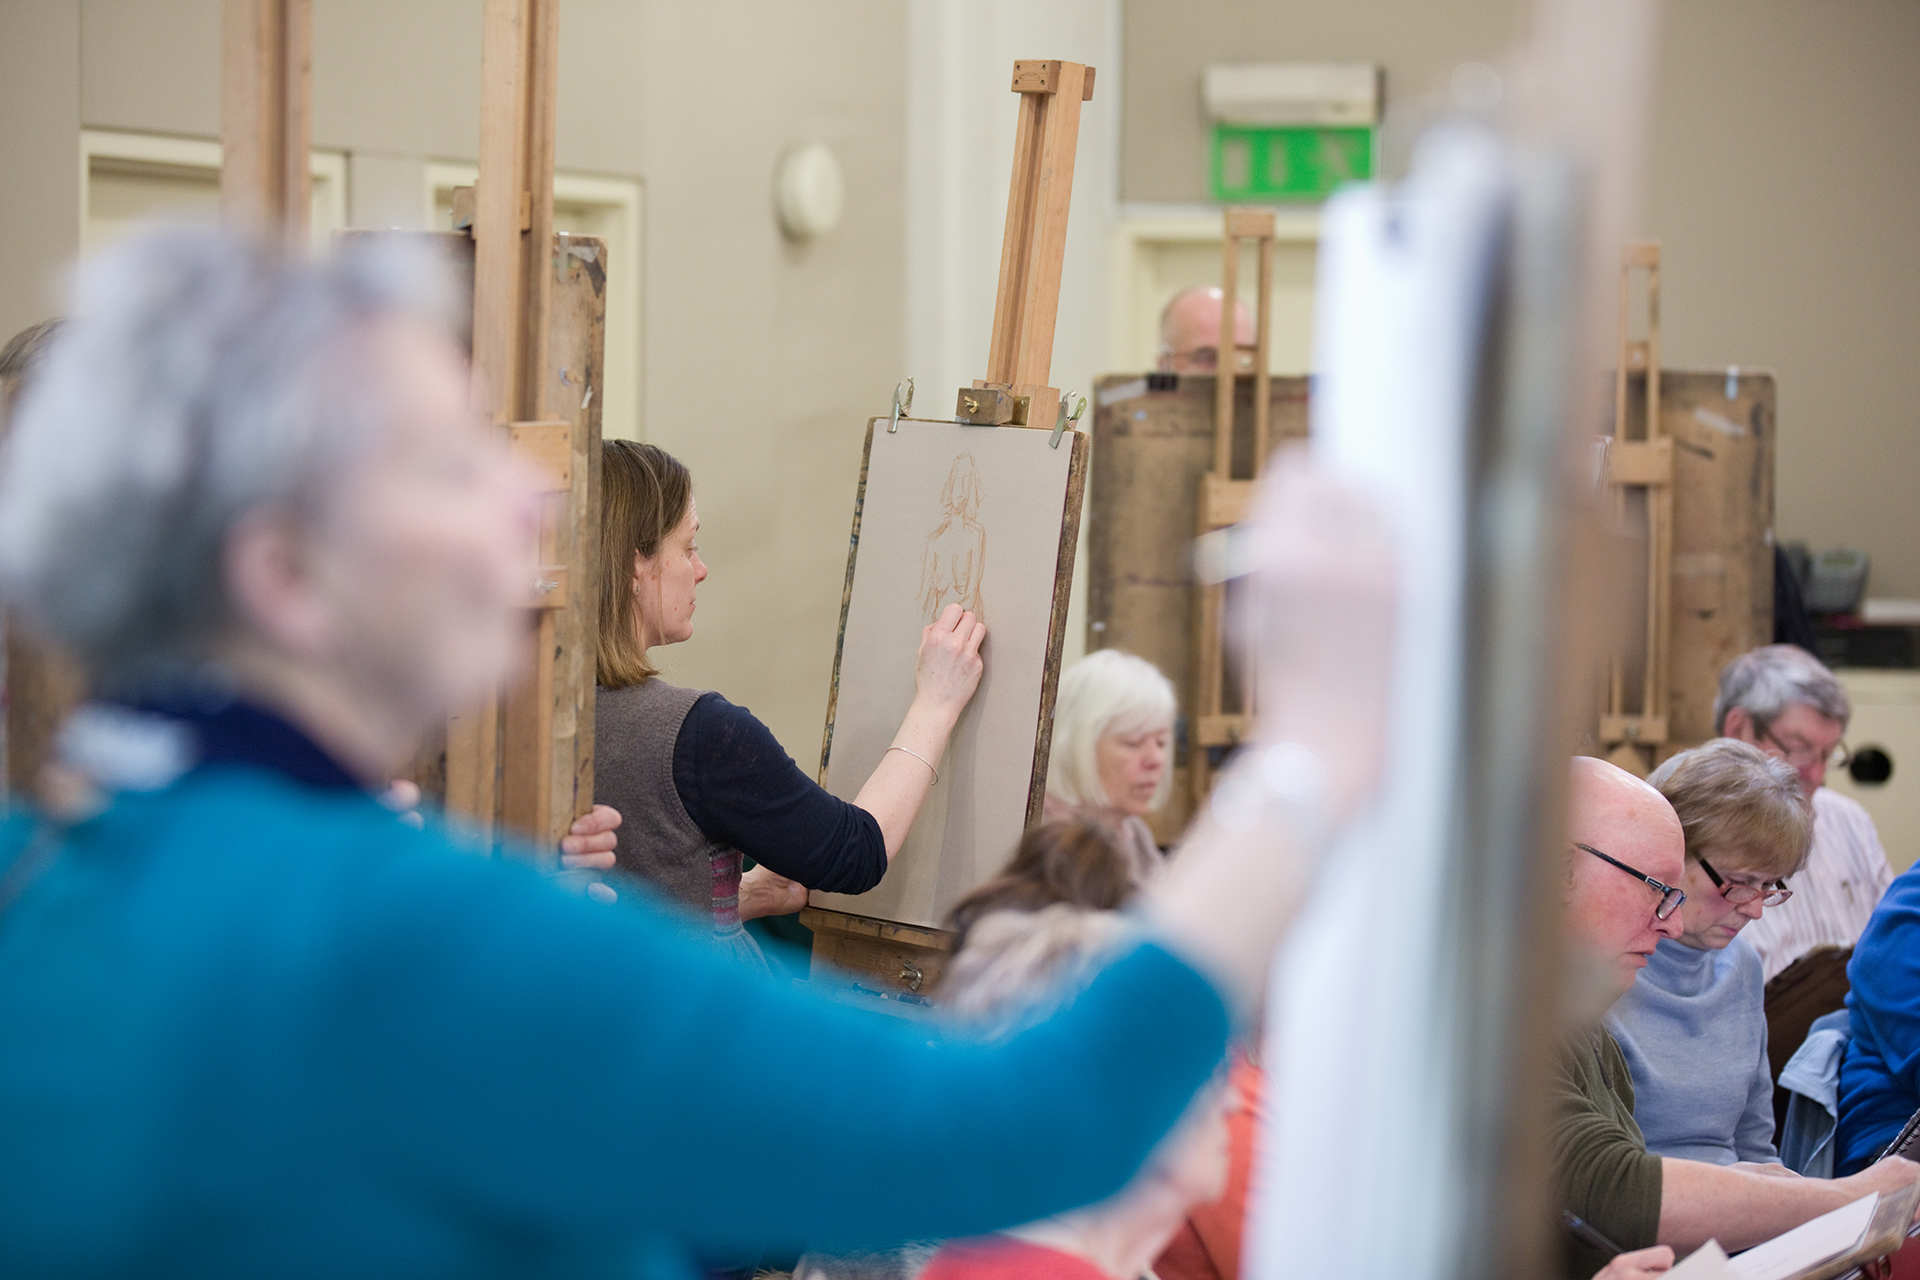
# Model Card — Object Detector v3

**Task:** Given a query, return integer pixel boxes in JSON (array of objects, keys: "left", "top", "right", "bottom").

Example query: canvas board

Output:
[{"left": 812, "top": 417, "right": 1088, "bottom": 929}]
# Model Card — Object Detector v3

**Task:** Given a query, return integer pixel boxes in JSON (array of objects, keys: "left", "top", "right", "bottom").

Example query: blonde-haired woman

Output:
[
  {"left": 1045, "top": 650, "right": 1177, "bottom": 885},
  {"left": 593, "top": 440, "right": 987, "bottom": 965},
  {"left": 1605, "top": 737, "right": 1814, "bottom": 1165}
]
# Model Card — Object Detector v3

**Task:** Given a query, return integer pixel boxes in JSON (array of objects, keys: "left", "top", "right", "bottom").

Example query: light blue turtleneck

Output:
[{"left": 1605, "top": 934, "right": 1778, "bottom": 1165}]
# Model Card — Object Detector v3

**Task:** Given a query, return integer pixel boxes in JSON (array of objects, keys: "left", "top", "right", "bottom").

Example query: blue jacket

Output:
[
  {"left": 1837, "top": 862, "right": 1920, "bottom": 1173},
  {"left": 0, "top": 768, "right": 1228, "bottom": 1277}
]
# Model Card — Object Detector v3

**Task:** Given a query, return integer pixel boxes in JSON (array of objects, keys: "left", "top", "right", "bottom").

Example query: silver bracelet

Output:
[
  {"left": 887, "top": 744, "right": 939, "bottom": 784},
  {"left": 1209, "top": 741, "right": 1331, "bottom": 844}
]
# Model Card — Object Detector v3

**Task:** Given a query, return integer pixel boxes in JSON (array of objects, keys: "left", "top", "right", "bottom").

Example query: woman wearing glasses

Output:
[{"left": 1603, "top": 738, "right": 1812, "bottom": 1165}]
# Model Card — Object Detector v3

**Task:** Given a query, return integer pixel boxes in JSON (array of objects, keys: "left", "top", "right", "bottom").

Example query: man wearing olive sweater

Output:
[{"left": 1552, "top": 759, "right": 1919, "bottom": 1280}]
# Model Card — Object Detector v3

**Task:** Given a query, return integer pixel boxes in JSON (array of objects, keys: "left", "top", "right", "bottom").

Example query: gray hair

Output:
[
  {"left": 1713, "top": 644, "right": 1851, "bottom": 735},
  {"left": 0, "top": 225, "right": 459, "bottom": 681},
  {"left": 0, "top": 318, "right": 65, "bottom": 386},
  {"left": 0, "top": 319, "right": 65, "bottom": 423},
  {"left": 938, "top": 903, "right": 1133, "bottom": 1038},
  {"left": 1046, "top": 649, "right": 1177, "bottom": 812}
]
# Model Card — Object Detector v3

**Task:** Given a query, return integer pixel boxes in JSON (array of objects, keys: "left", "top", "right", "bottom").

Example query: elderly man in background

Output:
[
  {"left": 1156, "top": 286, "right": 1253, "bottom": 374},
  {"left": 1551, "top": 757, "right": 1918, "bottom": 1280},
  {"left": 1713, "top": 644, "right": 1893, "bottom": 982}
]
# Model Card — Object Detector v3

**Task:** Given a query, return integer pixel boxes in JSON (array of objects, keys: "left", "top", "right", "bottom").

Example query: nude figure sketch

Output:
[{"left": 919, "top": 452, "right": 987, "bottom": 622}]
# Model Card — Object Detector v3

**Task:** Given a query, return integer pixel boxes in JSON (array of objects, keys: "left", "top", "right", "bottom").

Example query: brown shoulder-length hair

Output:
[
  {"left": 943, "top": 818, "right": 1140, "bottom": 955},
  {"left": 597, "top": 440, "right": 693, "bottom": 689}
]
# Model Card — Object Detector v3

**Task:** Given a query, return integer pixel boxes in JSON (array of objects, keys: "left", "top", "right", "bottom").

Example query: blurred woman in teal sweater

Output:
[{"left": 0, "top": 226, "right": 1395, "bottom": 1278}]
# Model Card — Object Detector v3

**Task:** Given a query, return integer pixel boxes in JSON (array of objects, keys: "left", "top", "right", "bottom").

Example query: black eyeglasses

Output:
[
  {"left": 1698, "top": 858, "right": 1793, "bottom": 908},
  {"left": 1574, "top": 842, "right": 1687, "bottom": 920}
]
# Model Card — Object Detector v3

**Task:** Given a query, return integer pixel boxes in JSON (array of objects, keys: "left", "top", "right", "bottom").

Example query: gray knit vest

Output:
[{"left": 594, "top": 678, "right": 736, "bottom": 912}]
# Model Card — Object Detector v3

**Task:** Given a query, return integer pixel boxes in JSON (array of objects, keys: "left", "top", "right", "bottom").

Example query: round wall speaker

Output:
[{"left": 774, "top": 143, "right": 844, "bottom": 242}]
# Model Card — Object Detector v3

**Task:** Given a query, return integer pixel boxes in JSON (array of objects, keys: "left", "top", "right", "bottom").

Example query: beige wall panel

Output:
[
  {"left": 631, "top": 2, "right": 907, "bottom": 757},
  {"left": 312, "top": 1, "right": 483, "bottom": 161},
  {"left": 1644, "top": 0, "right": 1920, "bottom": 597},
  {"left": 0, "top": 1, "right": 82, "bottom": 344},
  {"left": 80, "top": 0, "right": 219, "bottom": 137}
]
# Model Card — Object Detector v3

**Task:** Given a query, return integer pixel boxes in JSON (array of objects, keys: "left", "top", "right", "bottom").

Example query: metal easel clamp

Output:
[
  {"left": 1050, "top": 391, "right": 1086, "bottom": 448},
  {"left": 889, "top": 377, "right": 914, "bottom": 433}
]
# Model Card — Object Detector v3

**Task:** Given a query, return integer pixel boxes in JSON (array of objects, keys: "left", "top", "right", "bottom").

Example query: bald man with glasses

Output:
[{"left": 1551, "top": 758, "right": 1920, "bottom": 1280}]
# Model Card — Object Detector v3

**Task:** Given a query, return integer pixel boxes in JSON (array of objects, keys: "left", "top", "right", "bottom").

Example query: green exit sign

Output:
[{"left": 1210, "top": 124, "right": 1374, "bottom": 202}]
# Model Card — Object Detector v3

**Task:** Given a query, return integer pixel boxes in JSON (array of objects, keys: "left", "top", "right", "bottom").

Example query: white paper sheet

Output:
[
  {"left": 1669, "top": 1240, "right": 1737, "bottom": 1280},
  {"left": 1729, "top": 1192, "right": 1878, "bottom": 1280}
]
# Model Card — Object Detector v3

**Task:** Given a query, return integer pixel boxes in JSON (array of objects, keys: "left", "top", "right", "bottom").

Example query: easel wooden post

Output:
[
  {"left": 1601, "top": 241, "right": 1671, "bottom": 775},
  {"left": 219, "top": 0, "right": 311, "bottom": 242},
  {"left": 443, "top": 0, "right": 596, "bottom": 854},
  {"left": 1190, "top": 208, "right": 1275, "bottom": 808},
  {"left": 805, "top": 58, "right": 1096, "bottom": 997},
  {"left": 955, "top": 60, "right": 1096, "bottom": 435}
]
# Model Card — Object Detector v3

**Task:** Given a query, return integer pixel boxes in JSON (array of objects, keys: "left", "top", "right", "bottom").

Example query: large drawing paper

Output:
[
  {"left": 812, "top": 419, "right": 1078, "bottom": 929},
  {"left": 1728, "top": 1193, "right": 1876, "bottom": 1280}
]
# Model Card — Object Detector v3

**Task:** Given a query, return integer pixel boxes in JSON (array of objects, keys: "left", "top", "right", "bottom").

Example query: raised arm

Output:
[
  {"left": 344, "top": 448, "right": 1398, "bottom": 1259},
  {"left": 1144, "top": 450, "right": 1396, "bottom": 1010},
  {"left": 851, "top": 603, "right": 986, "bottom": 859}
]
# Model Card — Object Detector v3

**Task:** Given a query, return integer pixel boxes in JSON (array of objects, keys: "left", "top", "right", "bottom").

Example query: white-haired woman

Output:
[
  {"left": 1045, "top": 649, "right": 1177, "bottom": 884},
  {"left": 0, "top": 225, "right": 1398, "bottom": 1273}
]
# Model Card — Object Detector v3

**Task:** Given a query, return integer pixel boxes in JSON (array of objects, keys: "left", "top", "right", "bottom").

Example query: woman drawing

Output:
[{"left": 921, "top": 452, "right": 987, "bottom": 622}]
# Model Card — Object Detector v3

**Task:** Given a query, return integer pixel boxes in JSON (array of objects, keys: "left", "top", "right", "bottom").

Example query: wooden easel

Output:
[
  {"left": 220, "top": 0, "right": 310, "bottom": 242},
  {"left": 1601, "top": 242, "right": 1672, "bottom": 775},
  {"left": 441, "top": 0, "right": 598, "bottom": 854},
  {"left": 1596, "top": 241, "right": 1775, "bottom": 770},
  {"left": 954, "top": 60, "right": 1095, "bottom": 436},
  {"left": 802, "top": 58, "right": 1097, "bottom": 999},
  {"left": 1190, "top": 209, "right": 1275, "bottom": 808},
  {"left": 218, "top": 0, "right": 597, "bottom": 852}
]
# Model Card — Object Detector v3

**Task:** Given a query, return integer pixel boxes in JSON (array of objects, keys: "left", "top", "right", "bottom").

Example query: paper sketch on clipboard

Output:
[{"left": 920, "top": 452, "right": 988, "bottom": 622}]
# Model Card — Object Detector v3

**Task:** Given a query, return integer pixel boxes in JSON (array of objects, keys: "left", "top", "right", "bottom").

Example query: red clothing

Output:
[
  {"left": 1153, "top": 1059, "right": 1267, "bottom": 1280},
  {"left": 922, "top": 1237, "right": 1109, "bottom": 1280}
]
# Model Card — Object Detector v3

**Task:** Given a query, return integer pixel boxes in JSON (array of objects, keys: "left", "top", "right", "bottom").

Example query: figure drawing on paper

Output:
[{"left": 920, "top": 452, "right": 987, "bottom": 623}]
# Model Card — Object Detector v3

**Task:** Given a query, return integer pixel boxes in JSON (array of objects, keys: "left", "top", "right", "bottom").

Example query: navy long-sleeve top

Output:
[
  {"left": 0, "top": 705, "right": 1232, "bottom": 1277},
  {"left": 672, "top": 692, "right": 886, "bottom": 892}
]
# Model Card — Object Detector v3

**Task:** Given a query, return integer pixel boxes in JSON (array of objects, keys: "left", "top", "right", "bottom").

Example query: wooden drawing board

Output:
[
  {"left": 811, "top": 415, "right": 1089, "bottom": 930},
  {"left": 1608, "top": 368, "right": 1776, "bottom": 758},
  {"left": 1083, "top": 366, "right": 1773, "bottom": 836},
  {"left": 1085, "top": 371, "right": 1310, "bottom": 841}
]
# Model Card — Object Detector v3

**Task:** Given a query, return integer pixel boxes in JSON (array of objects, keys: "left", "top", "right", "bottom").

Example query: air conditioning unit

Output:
[{"left": 1202, "top": 63, "right": 1383, "bottom": 127}]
